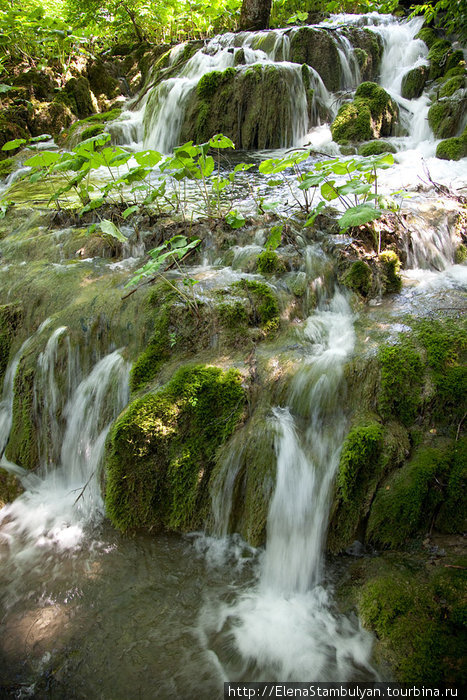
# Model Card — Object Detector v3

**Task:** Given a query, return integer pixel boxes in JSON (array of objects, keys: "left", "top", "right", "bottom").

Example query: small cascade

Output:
[
  {"left": 204, "top": 284, "right": 376, "bottom": 680},
  {"left": 33, "top": 326, "right": 68, "bottom": 469},
  {"left": 0, "top": 320, "right": 51, "bottom": 460},
  {"left": 0, "top": 348, "right": 130, "bottom": 561}
]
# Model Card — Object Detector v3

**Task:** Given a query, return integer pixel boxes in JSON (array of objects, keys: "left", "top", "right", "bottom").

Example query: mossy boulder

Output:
[
  {"left": 86, "top": 60, "right": 121, "bottom": 100},
  {"left": 401, "top": 65, "right": 428, "bottom": 100},
  {"left": 56, "top": 108, "right": 122, "bottom": 148},
  {"left": 379, "top": 250, "right": 402, "bottom": 294},
  {"left": 11, "top": 69, "right": 56, "bottom": 101},
  {"left": 342, "top": 27, "right": 383, "bottom": 82},
  {"left": 358, "top": 140, "right": 396, "bottom": 156},
  {"left": 439, "top": 74, "right": 467, "bottom": 99},
  {"left": 64, "top": 76, "right": 95, "bottom": 118},
  {"left": 4, "top": 357, "right": 38, "bottom": 470},
  {"left": 416, "top": 27, "right": 439, "bottom": 49},
  {"left": 0, "top": 157, "right": 15, "bottom": 179},
  {"left": 289, "top": 27, "right": 342, "bottom": 91},
  {"left": 427, "top": 40, "right": 462, "bottom": 81},
  {"left": 428, "top": 93, "right": 467, "bottom": 139},
  {"left": 105, "top": 364, "right": 246, "bottom": 533},
  {"left": 378, "top": 341, "right": 423, "bottom": 426},
  {"left": 331, "top": 82, "right": 399, "bottom": 144},
  {"left": 340, "top": 260, "right": 372, "bottom": 297},
  {"left": 179, "top": 64, "right": 308, "bottom": 150},
  {"left": 357, "top": 559, "right": 466, "bottom": 684},
  {"left": 436, "top": 132, "right": 467, "bottom": 161}
]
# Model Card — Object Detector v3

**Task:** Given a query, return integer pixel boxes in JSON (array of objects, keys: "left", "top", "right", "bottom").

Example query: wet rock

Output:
[
  {"left": 289, "top": 27, "right": 341, "bottom": 91},
  {"left": 428, "top": 90, "right": 467, "bottom": 138},
  {"left": 331, "top": 82, "right": 399, "bottom": 143},
  {"left": 401, "top": 65, "right": 428, "bottom": 99},
  {"left": 64, "top": 76, "right": 95, "bottom": 118},
  {"left": 342, "top": 27, "right": 383, "bottom": 82},
  {"left": 179, "top": 64, "right": 308, "bottom": 150}
]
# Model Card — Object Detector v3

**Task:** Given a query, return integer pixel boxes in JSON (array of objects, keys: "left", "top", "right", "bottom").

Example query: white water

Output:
[{"left": 0, "top": 348, "right": 130, "bottom": 573}]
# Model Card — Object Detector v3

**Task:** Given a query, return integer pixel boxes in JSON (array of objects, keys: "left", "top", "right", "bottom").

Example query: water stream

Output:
[{"left": 0, "top": 11, "right": 466, "bottom": 698}]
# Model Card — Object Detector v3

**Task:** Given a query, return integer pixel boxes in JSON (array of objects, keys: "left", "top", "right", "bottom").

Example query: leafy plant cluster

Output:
[{"left": 257, "top": 148, "right": 395, "bottom": 232}]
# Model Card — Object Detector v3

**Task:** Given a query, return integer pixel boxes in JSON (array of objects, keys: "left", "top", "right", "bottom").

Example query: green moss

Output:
[
  {"left": 0, "top": 157, "right": 15, "bottom": 179},
  {"left": 455, "top": 243, "right": 467, "bottom": 263},
  {"left": 379, "top": 250, "right": 402, "bottom": 293},
  {"left": 358, "top": 561, "right": 466, "bottom": 684},
  {"left": 439, "top": 74, "right": 466, "bottom": 98},
  {"left": 130, "top": 296, "right": 174, "bottom": 392},
  {"left": 337, "top": 422, "right": 384, "bottom": 503},
  {"left": 367, "top": 447, "right": 450, "bottom": 548},
  {"left": 414, "top": 318, "right": 467, "bottom": 423},
  {"left": 416, "top": 27, "right": 439, "bottom": 49},
  {"left": 358, "top": 141, "right": 396, "bottom": 156},
  {"left": 81, "top": 124, "right": 105, "bottom": 140},
  {"left": 436, "top": 134, "right": 467, "bottom": 161},
  {"left": 217, "top": 300, "right": 248, "bottom": 328},
  {"left": 256, "top": 250, "right": 282, "bottom": 274},
  {"left": 105, "top": 364, "right": 245, "bottom": 533},
  {"left": 331, "top": 101, "right": 373, "bottom": 143},
  {"left": 340, "top": 260, "right": 372, "bottom": 297},
  {"left": 436, "top": 438, "right": 467, "bottom": 533},
  {"left": 378, "top": 341, "right": 423, "bottom": 425},
  {"left": 428, "top": 39, "right": 453, "bottom": 80},
  {"left": 197, "top": 68, "right": 236, "bottom": 100},
  {"left": 232, "top": 279, "right": 280, "bottom": 331},
  {"left": 289, "top": 27, "right": 341, "bottom": 91},
  {"left": 0, "top": 303, "right": 22, "bottom": 386},
  {"left": 57, "top": 108, "right": 122, "bottom": 146},
  {"left": 4, "top": 360, "right": 38, "bottom": 470},
  {"left": 331, "top": 83, "right": 398, "bottom": 144},
  {"left": 401, "top": 66, "right": 428, "bottom": 100}
]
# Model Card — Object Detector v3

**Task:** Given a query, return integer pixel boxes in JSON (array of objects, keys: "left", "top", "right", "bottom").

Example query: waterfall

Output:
[
  {"left": 203, "top": 285, "right": 377, "bottom": 681},
  {"left": 0, "top": 345, "right": 130, "bottom": 563}
]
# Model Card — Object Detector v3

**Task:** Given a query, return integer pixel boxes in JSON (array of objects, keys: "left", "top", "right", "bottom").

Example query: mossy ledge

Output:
[{"left": 105, "top": 364, "right": 246, "bottom": 533}]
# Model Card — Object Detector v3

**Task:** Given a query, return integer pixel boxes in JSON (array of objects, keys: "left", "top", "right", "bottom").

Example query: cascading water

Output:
[
  {"left": 1, "top": 11, "right": 466, "bottom": 696},
  {"left": 0, "top": 344, "right": 130, "bottom": 566}
]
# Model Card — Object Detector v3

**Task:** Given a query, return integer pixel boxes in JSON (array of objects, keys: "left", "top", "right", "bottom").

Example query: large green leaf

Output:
[
  {"left": 99, "top": 219, "right": 127, "bottom": 242},
  {"left": 338, "top": 204, "right": 383, "bottom": 232}
]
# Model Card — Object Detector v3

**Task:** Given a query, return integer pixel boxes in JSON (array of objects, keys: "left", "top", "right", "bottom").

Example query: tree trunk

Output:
[{"left": 239, "top": 0, "right": 272, "bottom": 32}]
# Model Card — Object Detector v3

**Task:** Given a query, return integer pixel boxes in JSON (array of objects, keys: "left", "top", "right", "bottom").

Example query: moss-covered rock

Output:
[
  {"left": 436, "top": 132, "right": 467, "bottom": 161},
  {"left": 179, "top": 64, "right": 308, "bottom": 150},
  {"left": 256, "top": 250, "right": 283, "bottom": 274},
  {"left": 428, "top": 93, "right": 467, "bottom": 140},
  {"left": 367, "top": 446, "right": 451, "bottom": 548},
  {"left": 340, "top": 260, "right": 372, "bottom": 296},
  {"left": 428, "top": 39, "right": 455, "bottom": 80},
  {"left": 357, "top": 140, "right": 396, "bottom": 156},
  {"left": 357, "top": 558, "right": 466, "bottom": 684},
  {"left": 379, "top": 249, "right": 402, "bottom": 293},
  {"left": 105, "top": 364, "right": 245, "bottom": 533},
  {"left": 416, "top": 27, "right": 439, "bottom": 49},
  {"left": 0, "top": 157, "right": 15, "bottom": 179},
  {"left": 64, "top": 76, "right": 95, "bottom": 118},
  {"left": 4, "top": 358, "right": 38, "bottom": 470},
  {"left": 11, "top": 69, "right": 56, "bottom": 101},
  {"left": 0, "top": 303, "right": 22, "bottom": 386},
  {"left": 56, "top": 108, "right": 122, "bottom": 147},
  {"left": 401, "top": 65, "right": 428, "bottom": 100},
  {"left": 0, "top": 469, "right": 22, "bottom": 508},
  {"left": 231, "top": 279, "right": 280, "bottom": 332},
  {"left": 331, "top": 82, "right": 399, "bottom": 144},
  {"left": 289, "top": 27, "right": 342, "bottom": 91},
  {"left": 343, "top": 27, "right": 383, "bottom": 82},
  {"left": 378, "top": 341, "right": 423, "bottom": 426},
  {"left": 439, "top": 74, "right": 467, "bottom": 98},
  {"left": 86, "top": 60, "right": 121, "bottom": 100}
]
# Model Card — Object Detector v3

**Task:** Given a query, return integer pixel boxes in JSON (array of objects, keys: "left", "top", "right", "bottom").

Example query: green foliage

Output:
[
  {"left": 378, "top": 342, "right": 423, "bottom": 425},
  {"left": 105, "top": 364, "right": 245, "bottom": 533},
  {"left": 257, "top": 250, "right": 281, "bottom": 274},
  {"left": 410, "top": 1, "right": 467, "bottom": 44}
]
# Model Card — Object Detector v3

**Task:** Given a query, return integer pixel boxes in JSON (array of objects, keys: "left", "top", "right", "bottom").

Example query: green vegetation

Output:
[
  {"left": 340, "top": 260, "right": 372, "bottom": 296},
  {"left": 378, "top": 341, "right": 423, "bottom": 425},
  {"left": 331, "top": 82, "right": 398, "bottom": 144},
  {"left": 105, "top": 364, "right": 245, "bottom": 532},
  {"left": 358, "top": 559, "right": 466, "bottom": 683},
  {"left": 0, "top": 303, "right": 22, "bottom": 385}
]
